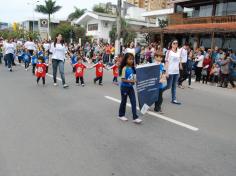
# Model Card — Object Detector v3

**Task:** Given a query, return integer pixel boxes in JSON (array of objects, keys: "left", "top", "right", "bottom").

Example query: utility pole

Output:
[{"left": 115, "top": 0, "right": 122, "bottom": 56}]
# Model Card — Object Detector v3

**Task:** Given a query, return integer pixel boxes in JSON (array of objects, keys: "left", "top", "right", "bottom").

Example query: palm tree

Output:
[
  {"left": 93, "top": 5, "right": 106, "bottom": 13},
  {"left": 35, "top": 0, "right": 62, "bottom": 38},
  {"left": 68, "top": 7, "right": 86, "bottom": 21}
]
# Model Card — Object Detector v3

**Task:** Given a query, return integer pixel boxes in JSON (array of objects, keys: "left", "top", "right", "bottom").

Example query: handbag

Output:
[{"left": 201, "top": 69, "right": 208, "bottom": 76}]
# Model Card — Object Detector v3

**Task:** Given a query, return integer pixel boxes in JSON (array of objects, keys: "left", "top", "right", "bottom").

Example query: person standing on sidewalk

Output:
[
  {"left": 0, "top": 44, "right": 3, "bottom": 64},
  {"left": 186, "top": 50, "right": 194, "bottom": 88},
  {"left": 195, "top": 50, "right": 204, "bottom": 82},
  {"left": 178, "top": 43, "right": 189, "bottom": 88},
  {"left": 228, "top": 49, "right": 236, "bottom": 88},
  {"left": 50, "top": 34, "right": 69, "bottom": 88}
]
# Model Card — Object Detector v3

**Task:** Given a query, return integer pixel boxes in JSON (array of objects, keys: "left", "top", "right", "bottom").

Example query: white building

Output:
[
  {"left": 0, "top": 22, "right": 9, "bottom": 30},
  {"left": 125, "top": 7, "right": 146, "bottom": 21},
  {"left": 76, "top": 11, "right": 156, "bottom": 43},
  {"left": 142, "top": 8, "right": 174, "bottom": 27},
  {"left": 22, "top": 18, "right": 67, "bottom": 39},
  {"left": 142, "top": 8, "right": 192, "bottom": 27}
]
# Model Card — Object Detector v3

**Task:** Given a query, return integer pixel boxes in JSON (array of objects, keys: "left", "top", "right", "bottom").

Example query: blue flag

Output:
[{"left": 136, "top": 64, "right": 160, "bottom": 114}]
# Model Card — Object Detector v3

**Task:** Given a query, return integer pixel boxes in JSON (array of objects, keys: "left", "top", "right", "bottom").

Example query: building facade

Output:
[
  {"left": 127, "top": 0, "right": 166, "bottom": 11},
  {"left": 166, "top": 0, "right": 236, "bottom": 50},
  {"left": 166, "top": 0, "right": 187, "bottom": 8},
  {"left": 76, "top": 11, "right": 156, "bottom": 43},
  {"left": 0, "top": 22, "right": 9, "bottom": 30},
  {"left": 139, "top": 0, "right": 236, "bottom": 50},
  {"left": 22, "top": 18, "right": 67, "bottom": 40}
]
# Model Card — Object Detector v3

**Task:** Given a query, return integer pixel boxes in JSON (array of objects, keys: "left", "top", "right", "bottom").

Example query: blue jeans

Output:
[
  {"left": 119, "top": 86, "right": 138, "bottom": 120},
  {"left": 6, "top": 53, "right": 14, "bottom": 69},
  {"left": 0, "top": 53, "right": 2, "bottom": 64},
  {"left": 52, "top": 59, "right": 66, "bottom": 85},
  {"left": 163, "top": 74, "right": 179, "bottom": 101}
]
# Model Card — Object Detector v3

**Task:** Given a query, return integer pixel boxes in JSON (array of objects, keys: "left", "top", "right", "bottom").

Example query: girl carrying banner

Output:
[{"left": 118, "top": 53, "right": 142, "bottom": 124}]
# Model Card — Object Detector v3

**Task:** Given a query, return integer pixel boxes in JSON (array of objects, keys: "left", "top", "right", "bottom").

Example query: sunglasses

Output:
[{"left": 173, "top": 42, "right": 178, "bottom": 45}]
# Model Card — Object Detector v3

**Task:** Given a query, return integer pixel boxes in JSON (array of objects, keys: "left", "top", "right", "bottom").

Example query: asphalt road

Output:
[{"left": 0, "top": 62, "right": 236, "bottom": 176}]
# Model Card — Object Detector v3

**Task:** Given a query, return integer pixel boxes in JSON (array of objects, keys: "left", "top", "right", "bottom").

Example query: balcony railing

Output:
[{"left": 169, "top": 13, "right": 236, "bottom": 25}]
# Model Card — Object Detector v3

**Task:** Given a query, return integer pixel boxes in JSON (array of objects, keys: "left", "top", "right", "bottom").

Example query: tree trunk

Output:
[
  {"left": 160, "top": 31, "right": 164, "bottom": 48},
  {"left": 48, "top": 14, "right": 51, "bottom": 40},
  {"left": 115, "top": 0, "right": 122, "bottom": 56},
  {"left": 211, "top": 32, "right": 215, "bottom": 50}
]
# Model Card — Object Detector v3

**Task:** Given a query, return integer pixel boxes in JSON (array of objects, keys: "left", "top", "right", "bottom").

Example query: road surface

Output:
[{"left": 0, "top": 63, "right": 236, "bottom": 176}]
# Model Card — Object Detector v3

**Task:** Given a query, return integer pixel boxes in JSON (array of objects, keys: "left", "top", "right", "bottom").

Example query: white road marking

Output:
[
  {"left": 105, "top": 96, "right": 199, "bottom": 131},
  {"left": 46, "top": 73, "right": 62, "bottom": 81}
]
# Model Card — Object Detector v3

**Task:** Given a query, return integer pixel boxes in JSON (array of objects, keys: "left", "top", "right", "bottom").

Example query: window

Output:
[
  {"left": 104, "top": 22, "right": 108, "bottom": 28},
  {"left": 199, "top": 5, "right": 213, "bottom": 17},
  {"left": 226, "top": 1, "right": 236, "bottom": 15},
  {"left": 216, "top": 1, "right": 227, "bottom": 16},
  {"left": 88, "top": 24, "right": 98, "bottom": 31}
]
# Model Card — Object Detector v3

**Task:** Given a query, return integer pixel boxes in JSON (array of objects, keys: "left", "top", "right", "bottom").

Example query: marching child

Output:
[
  {"left": 118, "top": 53, "right": 142, "bottom": 124},
  {"left": 31, "top": 51, "right": 38, "bottom": 75},
  {"left": 17, "top": 47, "right": 24, "bottom": 63},
  {"left": 92, "top": 58, "right": 106, "bottom": 86},
  {"left": 69, "top": 51, "right": 78, "bottom": 73},
  {"left": 22, "top": 49, "right": 31, "bottom": 71},
  {"left": 108, "top": 57, "right": 120, "bottom": 85},
  {"left": 154, "top": 52, "right": 167, "bottom": 113},
  {"left": 35, "top": 56, "right": 47, "bottom": 86},
  {"left": 43, "top": 51, "right": 49, "bottom": 73},
  {"left": 73, "top": 56, "right": 87, "bottom": 86}
]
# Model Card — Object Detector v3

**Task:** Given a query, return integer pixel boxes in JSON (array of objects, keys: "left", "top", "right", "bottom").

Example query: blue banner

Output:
[{"left": 136, "top": 64, "right": 160, "bottom": 114}]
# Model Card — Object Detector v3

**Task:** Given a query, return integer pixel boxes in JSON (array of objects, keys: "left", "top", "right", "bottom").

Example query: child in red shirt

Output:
[
  {"left": 36, "top": 56, "right": 47, "bottom": 86},
  {"left": 92, "top": 59, "right": 106, "bottom": 85},
  {"left": 109, "top": 59, "right": 120, "bottom": 85},
  {"left": 73, "top": 57, "right": 87, "bottom": 86}
]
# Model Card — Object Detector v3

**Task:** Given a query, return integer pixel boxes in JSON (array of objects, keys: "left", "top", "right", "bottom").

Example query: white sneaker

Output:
[
  {"left": 118, "top": 116, "right": 128, "bottom": 121},
  {"left": 81, "top": 84, "right": 85, "bottom": 87},
  {"left": 63, "top": 84, "right": 69, "bottom": 88},
  {"left": 53, "top": 83, "right": 58, "bottom": 86},
  {"left": 133, "top": 118, "right": 142, "bottom": 124}
]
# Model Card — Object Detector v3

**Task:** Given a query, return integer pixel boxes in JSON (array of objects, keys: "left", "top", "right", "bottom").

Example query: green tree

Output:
[
  {"left": 0, "top": 29, "right": 39, "bottom": 40},
  {"left": 52, "top": 23, "right": 87, "bottom": 44},
  {"left": 93, "top": 5, "right": 106, "bottom": 13},
  {"left": 35, "top": 0, "right": 62, "bottom": 38},
  {"left": 157, "top": 18, "right": 168, "bottom": 47},
  {"left": 109, "top": 18, "right": 136, "bottom": 45},
  {"left": 68, "top": 7, "right": 86, "bottom": 21}
]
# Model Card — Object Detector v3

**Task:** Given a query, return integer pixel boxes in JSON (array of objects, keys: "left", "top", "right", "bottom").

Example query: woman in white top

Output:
[
  {"left": 50, "top": 34, "right": 68, "bottom": 88},
  {"left": 24, "top": 37, "right": 36, "bottom": 55},
  {"left": 195, "top": 50, "right": 204, "bottom": 82},
  {"left": 43, "top": 40, "right": 50, "bottom": 54},
  {"left": 163, "top": 39, "right": 181, "bottom": 105},
  {"left": 4, "top": 38, "right": 16, "bottom": 72},
  {"left": 125, "top": 42, "right": 136, "bottom": 57}
]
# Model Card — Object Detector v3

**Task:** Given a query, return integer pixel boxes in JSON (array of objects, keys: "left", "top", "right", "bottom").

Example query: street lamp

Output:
[
  {"left": 115, "top": 0, "right": 122, "bottom": 56},
  {"left": 27, "top": 0, "right": 40, "bottom": 33}
]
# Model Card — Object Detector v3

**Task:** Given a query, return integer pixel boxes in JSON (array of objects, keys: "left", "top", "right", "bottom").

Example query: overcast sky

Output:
[{"left": 0, "top": 0, "right": 117, "bottom": 23}]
